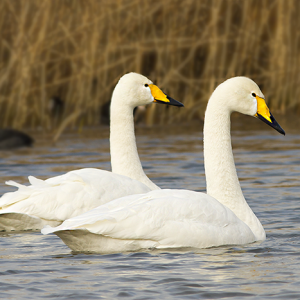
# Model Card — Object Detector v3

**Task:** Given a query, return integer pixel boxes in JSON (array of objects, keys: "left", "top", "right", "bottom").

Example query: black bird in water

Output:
[{"left": 0, "top": 129, "right": 34, "bottom": 150}]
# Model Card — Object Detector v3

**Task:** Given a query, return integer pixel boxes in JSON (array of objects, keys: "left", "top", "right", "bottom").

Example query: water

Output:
[{"left": 0, "top": 118, "right": 300, "bottom": 299}]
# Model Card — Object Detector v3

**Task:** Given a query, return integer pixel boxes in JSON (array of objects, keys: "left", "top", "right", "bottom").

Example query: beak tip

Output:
[
  {"left": 257, "top": 113, "right": 285, "bottom": 136},
  {"left": 166, "top": 96, "right": 184, "bottom": 107}
]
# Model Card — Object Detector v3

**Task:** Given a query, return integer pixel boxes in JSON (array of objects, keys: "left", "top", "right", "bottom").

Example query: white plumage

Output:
[
  {"left": 0, "top": 73, "right": 183, "bottom": 231},
  {"left": 42, "top": 76, "right": 285, "bottom": 253},
  {"left": 0, "top": 169, "right": 151, "bottom": 231},
  {"left": 42, "top": 189, "right": 255, "bottom": 253}
]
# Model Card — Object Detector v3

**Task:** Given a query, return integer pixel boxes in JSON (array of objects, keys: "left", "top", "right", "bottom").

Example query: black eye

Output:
[
  {"left": 252, "top": 92, "right": 256, "bottom": 97},
  {"left": 144, "top": 84, "right": 149, "bottom": 87}
]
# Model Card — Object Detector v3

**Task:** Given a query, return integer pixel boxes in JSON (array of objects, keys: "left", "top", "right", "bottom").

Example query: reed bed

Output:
[{"left": 0, "top": 0, "right": 299, "bottom": 130}]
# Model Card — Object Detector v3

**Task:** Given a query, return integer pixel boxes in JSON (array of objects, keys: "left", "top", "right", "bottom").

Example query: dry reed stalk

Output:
[{"left": 0, "top": 0, "right": 299, "bottom": 131}]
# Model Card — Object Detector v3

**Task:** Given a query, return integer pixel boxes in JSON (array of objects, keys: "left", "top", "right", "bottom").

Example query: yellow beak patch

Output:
[
  {"left": 255, "top": 96, "right": 272, "bottom": 123},
  {"left": 149, "top": 84, "right": 170, "bottom": 103}
]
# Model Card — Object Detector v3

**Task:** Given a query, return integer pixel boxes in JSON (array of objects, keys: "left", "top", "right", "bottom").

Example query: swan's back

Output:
[
  {"left": 0, "top": 169, "right": 151, "bottom": 231},
  {"left": 43, "top": 189, "right": 256, "bottom": 253}
]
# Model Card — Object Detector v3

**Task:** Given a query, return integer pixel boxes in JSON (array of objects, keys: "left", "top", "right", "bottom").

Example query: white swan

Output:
[
  {"left": 42, "top": 76, "right": 285, "bottom": 253},
  {"left": 0, "top": 72, "right": 183, "bottom": 231}
]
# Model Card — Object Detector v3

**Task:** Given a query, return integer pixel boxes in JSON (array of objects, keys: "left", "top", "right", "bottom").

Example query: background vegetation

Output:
[{"left": 0, "top": 0, "right": 299, "bottom": 130}]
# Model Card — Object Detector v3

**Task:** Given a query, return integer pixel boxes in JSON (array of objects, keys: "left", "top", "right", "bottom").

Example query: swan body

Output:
[
  {"left": 0, "top": 169, "right": 151, "bottom": 231},
  {"left": 0, "top": 73, "right": 183, "bottom": 232},
  {"left": 42, "top": 189, "right": 256, "bottom": 253},
  {"left": 42, "top": 76, "right": 285, "bottom": 253}
]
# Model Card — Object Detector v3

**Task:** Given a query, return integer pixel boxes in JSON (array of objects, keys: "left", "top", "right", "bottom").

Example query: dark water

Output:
[{"left": 0, "top": 120, "right": 300, "bottom": 299}]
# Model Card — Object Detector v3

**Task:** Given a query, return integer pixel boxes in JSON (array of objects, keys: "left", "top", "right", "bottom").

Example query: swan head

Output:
[
  {"left": 214, "top": 77, "right": 285, "bottom": 135},
  {"left": 113, "top": 72, "right": 184, "bottom": 108}
]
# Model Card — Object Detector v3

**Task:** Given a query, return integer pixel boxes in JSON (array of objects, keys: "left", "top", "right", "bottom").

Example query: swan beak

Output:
[
  {"left": 149, "top": 84, "right": 184, "bottom": 107},
  {"left": 255, "top": 96, "right": 285, "bottom": 135}
]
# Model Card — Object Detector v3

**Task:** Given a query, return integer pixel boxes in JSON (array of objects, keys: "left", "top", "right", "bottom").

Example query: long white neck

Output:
[
  {"left": 203, "top": 93, "right": 265, "bottom": 240},
  {"left": 110, "top": 97, "right": 159, "bottom": 190}
]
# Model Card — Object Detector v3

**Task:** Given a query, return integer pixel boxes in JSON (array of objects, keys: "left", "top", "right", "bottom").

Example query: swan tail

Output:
[
  {"left": 28, "top": 176, "right": 49, "bottom": 187},
  {"left": 5, "top": 180, "right": 26, "bottom": 189},
  {"left": 0, "top": 176, "right": 50, "bottom": 209}
]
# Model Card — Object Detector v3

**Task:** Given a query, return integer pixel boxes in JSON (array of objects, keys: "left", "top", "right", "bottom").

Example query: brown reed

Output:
[{"left": 0, "top": 0, "right": 299, "bottom": 130}]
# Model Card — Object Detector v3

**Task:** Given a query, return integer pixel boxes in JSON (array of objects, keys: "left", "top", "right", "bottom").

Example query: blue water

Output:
[{"left": 0, "top": 121, "right": 299, "bottom": 299}]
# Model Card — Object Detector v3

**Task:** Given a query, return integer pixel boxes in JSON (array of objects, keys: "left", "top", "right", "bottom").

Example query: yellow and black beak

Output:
[
  {"left": 255, "top": 96, "right": 285, "bottom": 135},
  {"left": 149, "top": 84, "right": 184, "bottom": 107}
]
